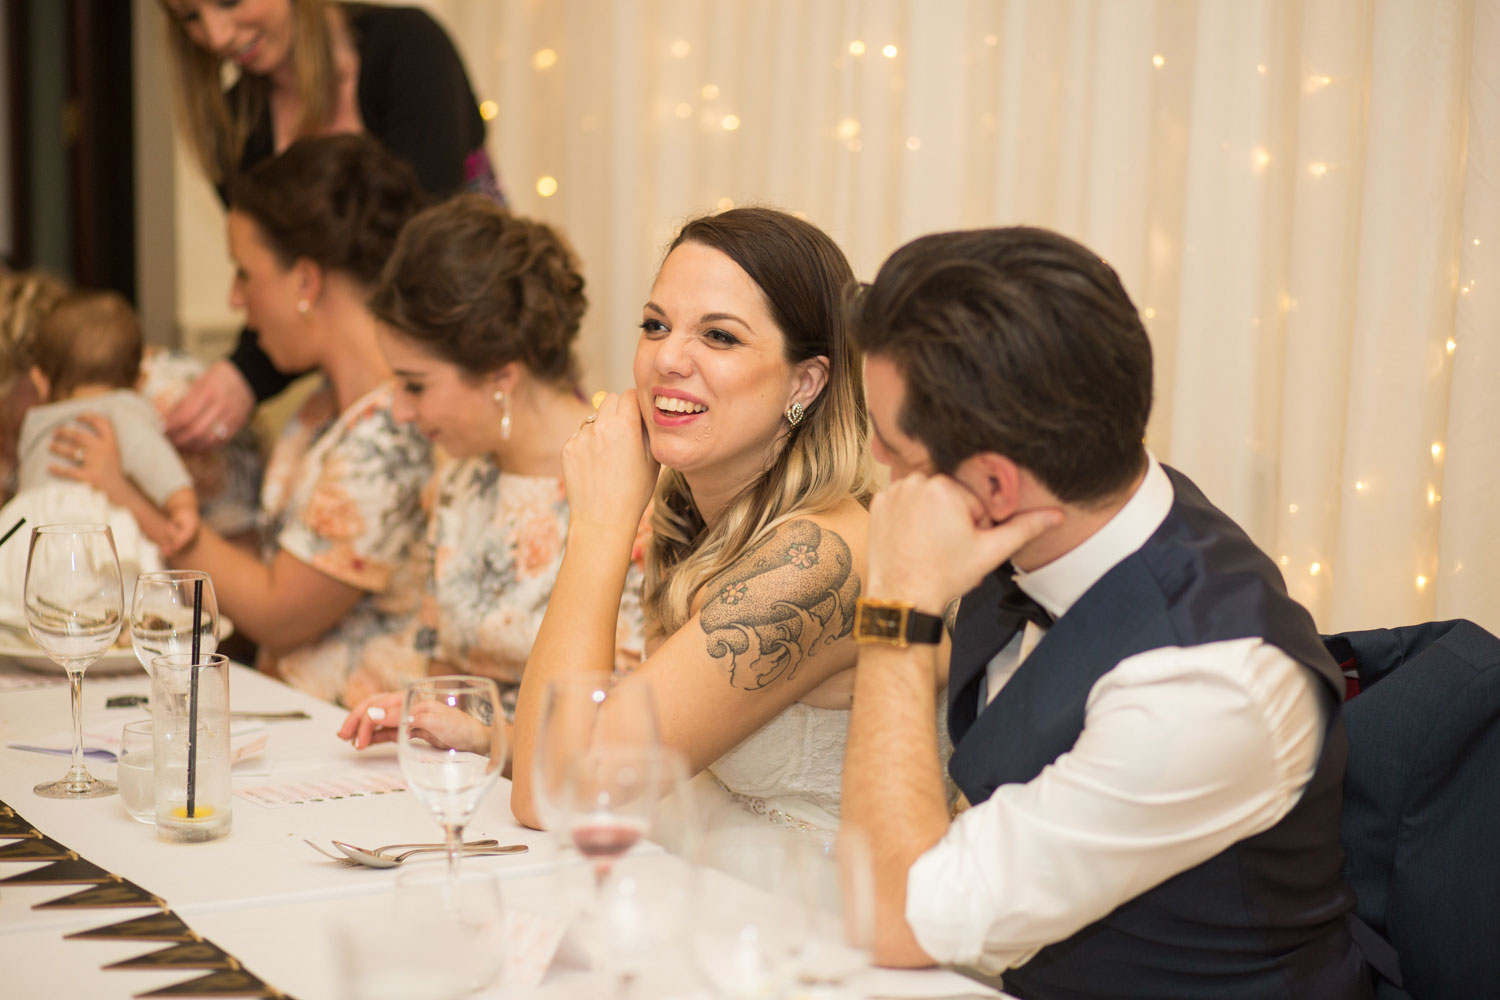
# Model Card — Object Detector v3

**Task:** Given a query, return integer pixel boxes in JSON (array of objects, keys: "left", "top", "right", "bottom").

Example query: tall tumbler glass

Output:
[{"left": 151, "top": 652, "right": 232, "bottom": 843}]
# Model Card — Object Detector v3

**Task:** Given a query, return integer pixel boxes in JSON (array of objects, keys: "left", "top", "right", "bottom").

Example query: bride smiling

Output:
[{"left": 510, "top": 207, "right": 873, "bottom": 841}]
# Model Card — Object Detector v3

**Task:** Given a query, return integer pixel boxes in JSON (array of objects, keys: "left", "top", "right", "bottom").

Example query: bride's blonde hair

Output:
[{"left": 644, "top": 208, "right": 873, "bottom": 638}]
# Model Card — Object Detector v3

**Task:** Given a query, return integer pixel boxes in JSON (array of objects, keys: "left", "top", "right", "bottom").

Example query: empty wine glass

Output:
[
  {"left": 531, "top": 676, "right": 659, "bottom": 836},
  {"left": 130, "top": 570, "right": 218, "bottom": 676},
  {"left": 26, "top": 523, "right": 124, "bottom": 799},
  {"left": 397, "top": 675, "right": 504, "bottom": 878}
]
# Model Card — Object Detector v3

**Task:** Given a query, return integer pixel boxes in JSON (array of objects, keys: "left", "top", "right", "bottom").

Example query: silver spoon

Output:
[{"left": 331, "top": 840, "right": 528, "bottom": 868}]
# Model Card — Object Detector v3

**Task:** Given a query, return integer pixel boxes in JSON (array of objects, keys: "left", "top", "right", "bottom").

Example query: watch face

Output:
[{"left": 856, "top": 604, "right": 905, "bottom": 641}]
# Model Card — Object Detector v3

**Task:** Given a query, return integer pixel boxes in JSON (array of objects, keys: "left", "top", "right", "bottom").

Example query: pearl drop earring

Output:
[{"left": 494, "top": 389, "right": 512, "bottom": 441}]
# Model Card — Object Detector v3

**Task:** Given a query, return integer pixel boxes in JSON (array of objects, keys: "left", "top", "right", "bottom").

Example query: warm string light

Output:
[
  {"left": 905, "top": 137, "right": 921, "bottom": 151},
  {"left": 702, "top": 84, "right": 719, "bottom": 100},
  {"left": 849, "top": 40, "right": 866, "bottom": 56},
  {"left": 1354, "top": 480, "right": 1367, "bottom": 492},
  {"left": 1152, "top": 53, "right": 1166, "bottom": 69},
  {"left": 882, "top": 44, "right": 898, "bottom": 58},
  {"left": 670, "top": 39, "right": 691, "bottom": 58},
  {"left": 1252, "top": 147, "right": 1272, "bottom": 171},
  {"left": 532, "top": 48, "right": 557, "bottom": 70},
  {"left": 1288, "top": 503, "right": 1299, "bottom": 514},
  {"left": 721, "top": 114, "right": 741, "bottom": 131},
  {"left": 478, "top": 100, "right": 498, "bottom": 121},
  {"left": 1307, "top": 162, "right": 1329, "bottom": 178},
  {"left": 1431, "top": 442, "right": 1444, "bottom": 460},
  {"left": 1142, "top": 306, "right": 1157, "bottom": 319},
  {"left": 715, "top": 197, "right": 734, "bottom": 212},
  {"left": 535, "top": 176, "right": 558, "bottom": 197}
]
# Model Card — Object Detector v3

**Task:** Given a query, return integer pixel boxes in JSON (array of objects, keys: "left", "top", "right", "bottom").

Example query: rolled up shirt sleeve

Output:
[{"left": 905, "top": 638, "right": 1325, "bottom": 974}]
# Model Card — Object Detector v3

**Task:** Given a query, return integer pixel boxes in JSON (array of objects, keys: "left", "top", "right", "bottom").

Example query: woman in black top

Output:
[{"left": 158, "top": 0, "right": 502, "bottom": 450}]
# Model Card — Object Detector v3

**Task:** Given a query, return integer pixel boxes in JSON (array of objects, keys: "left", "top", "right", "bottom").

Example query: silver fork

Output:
[{"left": 302, "top": 837, "right": 498, "bottom": 863}]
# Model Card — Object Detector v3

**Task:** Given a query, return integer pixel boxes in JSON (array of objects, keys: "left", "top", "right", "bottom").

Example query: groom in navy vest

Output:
[{"left": 843, "top": 227, "right": 1371, "bottom": 999}]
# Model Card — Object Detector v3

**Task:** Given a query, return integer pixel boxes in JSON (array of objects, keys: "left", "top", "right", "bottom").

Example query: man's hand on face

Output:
[{"left": 867, "top": 472, "right": 1062, "bottom": 613}]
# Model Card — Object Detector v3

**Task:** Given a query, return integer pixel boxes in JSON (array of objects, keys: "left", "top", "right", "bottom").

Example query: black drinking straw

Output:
[
  {"left": 0, "top": 517, "right": 25, "bottom": 550},
  {"left": 186, "top": 578, "right": 203, "bottom": 818}
]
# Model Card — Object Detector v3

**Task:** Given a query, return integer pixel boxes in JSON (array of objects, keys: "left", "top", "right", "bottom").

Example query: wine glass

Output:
[
  {"left": 397, "top": 675, "right": 504, "bottom": 878},
  {"left": 531, "top": 676, "right": 659, "bottom": 836},
  {"left": 130, "top": 570, "right": 218, "bottom": 676},
  {"left": 565, "top": 743, "right": 693, "bottom": 997},
  {"left": 26, "top": 523, "right": 124, "bottom": 799}
]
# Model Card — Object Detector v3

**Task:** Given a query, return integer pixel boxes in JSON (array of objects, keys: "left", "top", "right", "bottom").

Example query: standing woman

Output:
[
  {"left": 334, "top": 194, "right": 645, "bottom": 721},
  {"left": 168, "top": 133, "right": 433, "bottom": 705},
  {"left": 157, "top": 0, "right": 501, "bottom": 450}
]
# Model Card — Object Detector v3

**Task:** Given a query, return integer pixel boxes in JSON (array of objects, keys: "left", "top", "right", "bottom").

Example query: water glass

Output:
[
  {"left": 118, "top": 719, "right": 155, "bottom": 824},
  {"left": 334, "top": 868, "right": 507, "bottom": 1000},
  {"left": 130, "top": 570, "right": 218, "bottom": 676},
  {"left": 151, "top": 652, "right": 232, "bottom": 842}
]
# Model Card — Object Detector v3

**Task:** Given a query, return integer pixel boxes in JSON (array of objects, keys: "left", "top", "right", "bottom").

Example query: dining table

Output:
[{"left": 0, "top": 656, "right": 1009, "bottom": 999}]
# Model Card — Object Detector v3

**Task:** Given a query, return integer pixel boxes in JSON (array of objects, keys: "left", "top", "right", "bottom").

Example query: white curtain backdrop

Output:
[{"left": 413, "top": 0, "right": 1497, "bottom": 636}]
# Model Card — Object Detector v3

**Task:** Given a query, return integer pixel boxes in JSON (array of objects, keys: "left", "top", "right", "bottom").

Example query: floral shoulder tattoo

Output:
[{"left": 699, "top": 519, "right": 860, "bottom": 691}]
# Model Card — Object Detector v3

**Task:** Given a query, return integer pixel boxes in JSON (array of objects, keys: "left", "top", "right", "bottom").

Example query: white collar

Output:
[{"left": 1014, "top": 453, "right": 1173, "bottom": 621}]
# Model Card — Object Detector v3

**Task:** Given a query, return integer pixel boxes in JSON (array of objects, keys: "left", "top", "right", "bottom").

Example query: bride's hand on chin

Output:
[{"left": 564, "top": 390, "right": 660, "bottom": 535}]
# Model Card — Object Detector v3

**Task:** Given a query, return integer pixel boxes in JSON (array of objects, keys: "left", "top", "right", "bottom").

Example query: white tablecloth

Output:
[{"left": 0, "top": 660, "right": 1006, "bottom": 999}]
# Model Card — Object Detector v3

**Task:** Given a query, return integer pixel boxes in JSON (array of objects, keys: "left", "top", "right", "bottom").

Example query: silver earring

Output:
[
  {"left": 494, "top": 389, "right": 512, "bottom": 441},
  {"left": 785, "top": 401, "right": 805, "bottom": 427}
]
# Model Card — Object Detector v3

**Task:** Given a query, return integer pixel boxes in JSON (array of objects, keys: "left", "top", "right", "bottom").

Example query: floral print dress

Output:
[
  {"left": 345, "top": 455, "right": 646, "bottom": 716},
  {"left": 258, "top": 380, "right": 432, "bottom": 704}
]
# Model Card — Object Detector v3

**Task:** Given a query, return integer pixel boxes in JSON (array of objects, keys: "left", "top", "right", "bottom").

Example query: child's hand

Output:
[
  {"left": 159, "top": 505, "right": 200, "bottom": 558},
  {"left": 49, "top": 414, "right": 127, "bottom": 502}
]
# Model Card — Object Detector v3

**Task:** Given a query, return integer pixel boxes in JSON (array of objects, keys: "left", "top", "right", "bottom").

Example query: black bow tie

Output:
[{"left": 996, "top": 573, "right": 1054, "bottom": 632}]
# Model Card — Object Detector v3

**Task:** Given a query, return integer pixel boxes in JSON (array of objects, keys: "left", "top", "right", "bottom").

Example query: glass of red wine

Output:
[{"left": 563, "top": 743, "right": 672, "bottom": 890}]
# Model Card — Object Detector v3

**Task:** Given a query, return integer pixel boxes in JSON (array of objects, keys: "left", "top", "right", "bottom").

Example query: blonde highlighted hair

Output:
[
  {"left": 643, "top": 208, "right": 873, "bottom": 638},
  {"left": 159, "top": 0, "right": 337, "bottom": 185},
  {"left": 0, "top": 270, "right": 67, "bottom": 386}
]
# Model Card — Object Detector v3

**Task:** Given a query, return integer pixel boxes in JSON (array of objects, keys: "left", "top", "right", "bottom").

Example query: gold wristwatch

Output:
[{"left": 853, "top": 597, "right": 944, "bottom": 647}]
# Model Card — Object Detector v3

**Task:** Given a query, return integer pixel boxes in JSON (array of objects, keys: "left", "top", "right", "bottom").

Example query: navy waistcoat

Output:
[{"left": 948, "top": 466, "right": 1369, "bottom": 1000}]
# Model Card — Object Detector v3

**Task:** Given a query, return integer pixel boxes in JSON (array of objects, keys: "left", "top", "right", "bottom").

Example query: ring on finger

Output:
[{"left": 74, "top": 447, "right": 84, "bottom": 462}]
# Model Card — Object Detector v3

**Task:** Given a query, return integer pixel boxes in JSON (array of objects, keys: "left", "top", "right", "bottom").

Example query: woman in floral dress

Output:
[
  {"left": 337, "top": 195, "right": 644, "bottom": 740},
  {"left": 167, "top": 134, "right": 432, "bottom": 704}
]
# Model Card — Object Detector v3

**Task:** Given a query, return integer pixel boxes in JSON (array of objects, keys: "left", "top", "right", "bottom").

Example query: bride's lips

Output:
[{"left": 650, "top": 388, "right": 707, "bottom": 427}]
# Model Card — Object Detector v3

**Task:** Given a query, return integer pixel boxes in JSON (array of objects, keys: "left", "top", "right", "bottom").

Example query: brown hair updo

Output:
[
  {"left": 228, "top": 133, "right": 425, "bottom": 287},
  {"left": 370, "top": 194, "right": 585, "bottom": 385}
]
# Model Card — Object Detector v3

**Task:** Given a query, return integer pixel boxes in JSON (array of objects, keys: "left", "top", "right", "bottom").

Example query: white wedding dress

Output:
[{"left": 698, "top": 699, "right": 952, "bottom": 849}]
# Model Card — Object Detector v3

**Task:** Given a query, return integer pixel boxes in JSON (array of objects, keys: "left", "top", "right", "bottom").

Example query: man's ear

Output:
[
  {"left": 955, "top": 451, "right": 1025, "bottom": 525},
  {"left": 789, "top": 354, "right": 831, "bottom": 410}
]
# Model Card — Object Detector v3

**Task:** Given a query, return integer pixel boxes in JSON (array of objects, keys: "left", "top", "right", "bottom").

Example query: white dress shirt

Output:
[{"left": 905, "top": 456, "right": 1326, "bottom": 975}]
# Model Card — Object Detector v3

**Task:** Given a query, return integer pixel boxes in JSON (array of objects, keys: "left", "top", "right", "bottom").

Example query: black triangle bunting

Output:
[
  {"left": 67, "top": 910, "right": 194, "bottom": 942},
  {"left": 0, "top": 812, "right": 39, "bottom": 837},
  {"left": 106, "top": 939, "right": 237, "bottom": 970},
  {"left": 132, "top": 967, "right": 287, "bottom": 998},
  {"left": 34, "top": 877, "right": 165, "bottom": 909},
  {"left": 0, "top": 856, "right": 110, "bottom": 885},
  {"left": 0, "top": 834, "right": 72, "bottom": 861},
  {"left": 0, "top": 799, "right": 291, "bottom": 996}
]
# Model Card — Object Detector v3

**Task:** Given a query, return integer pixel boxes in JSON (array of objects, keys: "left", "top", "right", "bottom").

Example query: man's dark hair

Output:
[{"left": 852, "top": 226, "right": 1152, "bottom": 504}]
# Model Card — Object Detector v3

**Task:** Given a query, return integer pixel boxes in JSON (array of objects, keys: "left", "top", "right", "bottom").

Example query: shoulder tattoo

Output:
[{"left": 699, "top": 520, "right": 861, "bottom": 690}]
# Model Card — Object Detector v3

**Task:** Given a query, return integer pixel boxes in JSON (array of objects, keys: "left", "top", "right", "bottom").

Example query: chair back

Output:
[{"left": 1327, "top": 619, "right": 1500, "bottom": 1000}]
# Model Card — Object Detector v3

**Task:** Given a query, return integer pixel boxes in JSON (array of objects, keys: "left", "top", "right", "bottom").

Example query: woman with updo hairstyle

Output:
[
  {"left": 164, "top": 132, "right": 433, "bottom": 705},
  {"left": 337, "top": 194, "right": 644, "bottom": 738},
  {"left": 509, "top": 207, "right": 876, "bottom": 842}
]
